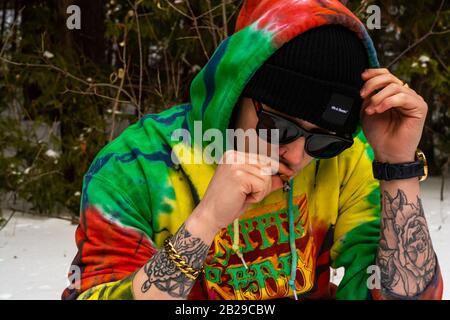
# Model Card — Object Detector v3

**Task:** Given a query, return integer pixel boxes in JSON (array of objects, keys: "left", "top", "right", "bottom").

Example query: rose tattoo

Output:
[{"left": 377, "top": 189, "right": 436, "bottom": 296}]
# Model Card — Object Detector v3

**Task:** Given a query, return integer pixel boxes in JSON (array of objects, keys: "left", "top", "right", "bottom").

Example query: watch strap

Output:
[{"left": 372, "top": 160, "right": 425, "bottom": 181}]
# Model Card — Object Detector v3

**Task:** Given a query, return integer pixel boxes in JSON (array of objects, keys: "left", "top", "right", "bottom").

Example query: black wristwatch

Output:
[{"left": 372, "top": 149, "right": 428, "bottom": 182}]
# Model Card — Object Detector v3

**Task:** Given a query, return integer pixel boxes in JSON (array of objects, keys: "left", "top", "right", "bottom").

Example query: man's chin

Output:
[{"left": 288, "top": 161, "right": 313, "bottom": 177}]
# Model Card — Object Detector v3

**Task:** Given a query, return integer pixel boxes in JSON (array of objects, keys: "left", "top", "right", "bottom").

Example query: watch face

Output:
[{"left": 415, "top": 149, "right": 428, "bottom": 181}]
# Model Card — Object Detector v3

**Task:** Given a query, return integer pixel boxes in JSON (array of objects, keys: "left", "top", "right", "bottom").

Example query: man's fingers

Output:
[
  {"left": 368, "top": 93, "right": 424, "bottom": 119},
  {"left": 360, "top": 73, "right": 403, "bottom": 98},
  {"left": 366, "top": 82, "right": 404, "bottom": 108},
  {"left": 222, "top": 151, "right": 271, "bottom": 168},
  {"left": 241, "top": 161, "right": 291, "bottom": 195},
  {"left": 220, "top": 151, "right": 295, "bottom": 195},
  {"left": 361, "top": 68, "right": 390, "bottom": 80},
  {"left": 240, "top": 162, "right": 289, "bottom": 201},
  {"left": 243, "top": 174, "right": 271, "bottom": 204},
  {"left": 224, "top": 151, "right": 294, "bottom": 177},
  {"left": 242, "top": 165, "right": 276, "bottom": 198}
]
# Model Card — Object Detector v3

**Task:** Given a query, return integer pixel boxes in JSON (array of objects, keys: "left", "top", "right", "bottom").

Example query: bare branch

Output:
[
  {"left": 0, "top": 7, "right": 24, "bottom": 57},
  {"left": 0, "top": 55, "right": 138, "bottom": 107},
  {"left": 165, "top": 0, "right": 192, "bottom": 20},
  {"left": 387, "top": 0, "right": 447, "bottom": 68},
  {"left": 185, "top": 0, "right": 210, "bottom": 60},
  {"left": 109, "top": 30, "right": 128, "bottom": 141},
  {"left": 62, "top": 88, "right": 131, "bottom": 105},
  {"left": 206, "top": 0, "right": 218, "bottom": 48},
  {"left": 222, "top": 0, "right": 229, "bottom": 39},
  {"left": 0, "top": 210, "right": 16, "bottom": 232},
  {"left": 134, "top": 0, "right": 144, "bottom": 118},
  {"left": 429, "top": 43, "right": 449, "bottom": 72}
]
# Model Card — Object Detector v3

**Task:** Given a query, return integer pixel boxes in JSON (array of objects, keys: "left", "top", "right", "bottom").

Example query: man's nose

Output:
[{"left": 278, "top": 137, "right": 306, "bottom": 165}]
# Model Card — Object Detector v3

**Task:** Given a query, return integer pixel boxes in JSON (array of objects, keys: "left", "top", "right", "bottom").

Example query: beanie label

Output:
[{"left": 321, "top": 93, "right": 354, "bottom": 127}]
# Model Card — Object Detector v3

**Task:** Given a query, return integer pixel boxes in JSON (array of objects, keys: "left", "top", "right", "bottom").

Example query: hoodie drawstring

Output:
[
  {"left": 231, "top": 178, "right": 298, "bottom": 300},
  {"left": 287, "top": 179, "right": 298, "bottom": 300},
  {"left": 232, "top": 218, "right": 248, "bottom": 269}
]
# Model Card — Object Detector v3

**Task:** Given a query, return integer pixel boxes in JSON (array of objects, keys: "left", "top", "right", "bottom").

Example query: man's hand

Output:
[
  {"left": 359, "top": 68, "right": 428, "bottom": 163},
  {"left": 192, "top": 150, "right": 294, "bottom": 234}
]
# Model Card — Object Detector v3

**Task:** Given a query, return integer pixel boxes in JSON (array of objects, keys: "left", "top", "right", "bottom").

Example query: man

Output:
[{"left": 62, "top": 0, "right": 443, "bottom": 300}]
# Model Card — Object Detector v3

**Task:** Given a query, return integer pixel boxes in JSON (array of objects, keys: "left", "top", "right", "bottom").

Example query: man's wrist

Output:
[
  {"left": 185, "top": 205, "right": 219, "bottom": 244},
  {"left": 374, "top": 153, "right": 415, "bottom": 164}
]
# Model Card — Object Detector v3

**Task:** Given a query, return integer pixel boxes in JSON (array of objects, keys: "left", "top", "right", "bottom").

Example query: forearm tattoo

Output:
[
  {"left": 377, "top": 189, "right": 436, "bottom": 296},
  {"left": 141, "top": 223, "right": 210, "bottom": 298}
]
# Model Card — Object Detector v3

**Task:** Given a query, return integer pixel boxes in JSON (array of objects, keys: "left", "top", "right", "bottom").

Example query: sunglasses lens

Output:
[
  {"left": 257, "top": 113, "right": 301, "bottom": 144},
  {"left": 254, "top": 105, "right": 351, "bottom": 155},
  {"left": 307, "top": 136, "right": 352, "bottom": 158}
]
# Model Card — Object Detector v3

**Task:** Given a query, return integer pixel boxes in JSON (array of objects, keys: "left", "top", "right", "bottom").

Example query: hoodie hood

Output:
[{"left": 186, "top": 0, "right": 379, "bottom": 148}]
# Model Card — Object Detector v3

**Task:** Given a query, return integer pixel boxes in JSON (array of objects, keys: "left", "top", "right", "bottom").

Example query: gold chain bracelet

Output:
[{"left": 163, "top": 237, "right": 204, "bottom": 280}]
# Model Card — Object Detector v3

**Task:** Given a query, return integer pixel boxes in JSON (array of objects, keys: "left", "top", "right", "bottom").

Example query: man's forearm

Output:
[
  {"left": 376, "top": 176, "right": 437, "bottom": 297},
  {"left": 132, "top": 209, "right": 217, "bottom": 300}
]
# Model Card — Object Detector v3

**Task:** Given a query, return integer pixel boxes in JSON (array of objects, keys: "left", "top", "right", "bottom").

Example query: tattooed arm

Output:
[
  {"left": 375, "top": 176, "right": 442, "bottom": 299},
  {"left": 132, "top": 149, "right": 285, "bottom": 299},
  {"left": 132, "top": 209, "right": 217, "bottom": 299}
]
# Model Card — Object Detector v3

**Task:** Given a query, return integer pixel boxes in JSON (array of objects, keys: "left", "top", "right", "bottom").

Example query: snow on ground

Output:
[
  {"left": 420, "top": 176, "right": 450, "bottom": 299},
  {"left": 0, "top": 177, "right": 449, "bottom": 300},
  {"left": 0, "top": 213, "right": 77, "bottom": 299}
]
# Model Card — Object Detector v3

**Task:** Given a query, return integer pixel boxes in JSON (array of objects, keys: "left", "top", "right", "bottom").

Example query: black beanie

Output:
[{"left": 242, "top": 25, "right": 369, "bottom": 135}]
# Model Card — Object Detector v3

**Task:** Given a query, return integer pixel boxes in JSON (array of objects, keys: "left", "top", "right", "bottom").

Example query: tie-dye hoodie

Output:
[{"left": 62, "top": 0, "right": 443, "bottom": 300}]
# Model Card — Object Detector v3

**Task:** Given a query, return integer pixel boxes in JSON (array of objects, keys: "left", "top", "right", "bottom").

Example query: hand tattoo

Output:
[
  {"left": 141, "top": 223, "right": 209, "bottom": 298},
  {"left": 377, "top": 189, "right": 436, "bottom": 297}
]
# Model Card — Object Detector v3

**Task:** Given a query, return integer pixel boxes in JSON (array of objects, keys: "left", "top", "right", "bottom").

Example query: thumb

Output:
[{"left": 270, "top": 175, "right": 284, "bottom": 192}]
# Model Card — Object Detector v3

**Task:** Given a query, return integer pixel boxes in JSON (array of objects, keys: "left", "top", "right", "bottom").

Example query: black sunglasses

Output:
[{"left": 253, "top": 99, "right": 354, "bottom": 159}]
